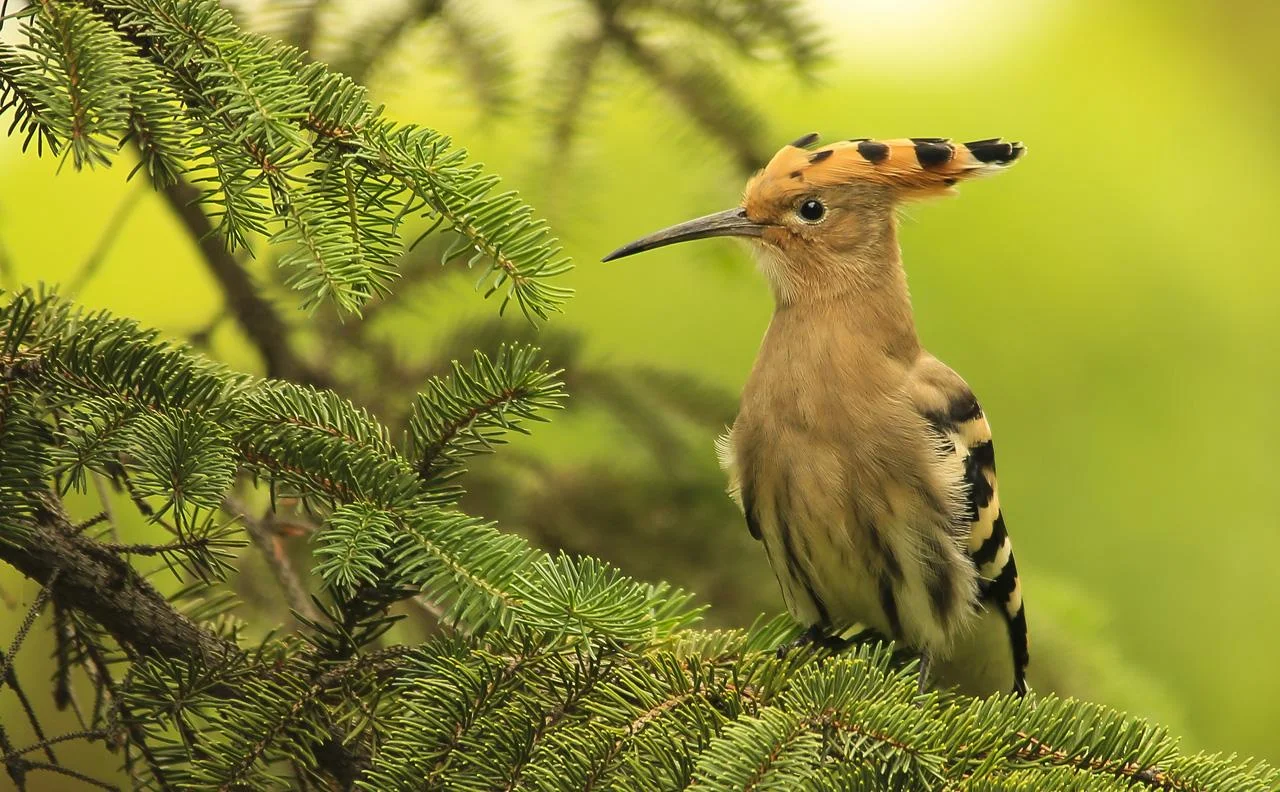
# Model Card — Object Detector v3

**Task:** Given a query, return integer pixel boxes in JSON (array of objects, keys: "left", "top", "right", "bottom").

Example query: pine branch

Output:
[
  {"left": 0, "top": 0, "right": 573, "bottom": 317},
  {"left": 0, "top": 490, "right": 371, "bottom": 786},
  {"left": 409, "top": 344, "right": 566, "bottom": 488},
  {"left": 0, "top": 492, "right": 237, "bottom": 666},
  {"left": 0, "top": 41, "right": 63, "bottom": 157},
  {"left": 19, "top": 1, "right": 135, "bottom": 169}
]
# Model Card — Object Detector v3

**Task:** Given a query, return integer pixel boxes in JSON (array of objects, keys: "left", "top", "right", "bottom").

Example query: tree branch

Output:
[
  {"left": 0, "top": 493, "right": 238, "bottom": 666},
  {"left": 604, "top": 21, "right": 765, "bottom": 175},
  {"left": 223, "top": 496, "right": 321, "bottom": 624},
  {"left": 157, "top": 178, "right": 326, "bottom": 386},
  {"left": 0, "top": 491, "right": 369, "bottom": 787}
]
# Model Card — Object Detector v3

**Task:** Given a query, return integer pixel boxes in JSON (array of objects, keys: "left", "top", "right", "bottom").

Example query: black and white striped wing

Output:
[{"left": 925, "top": 394, "right": 1029, "bottom": 695}]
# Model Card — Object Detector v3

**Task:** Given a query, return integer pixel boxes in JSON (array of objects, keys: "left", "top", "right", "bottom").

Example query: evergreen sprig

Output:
[
  {"left": 409, "top": 343, "right": 566, "bottom": 491},
  {"left": 0, "top": 0, "right": 572, "bottom": 317}
]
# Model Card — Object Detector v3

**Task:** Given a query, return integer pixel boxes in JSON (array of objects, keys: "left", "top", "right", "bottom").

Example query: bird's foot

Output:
[
  {"left": 916, "top": 650, "right": 933, "bottom": 698},
  {"left": 777, "top": 624, "right": 854, "bottom": 659}
]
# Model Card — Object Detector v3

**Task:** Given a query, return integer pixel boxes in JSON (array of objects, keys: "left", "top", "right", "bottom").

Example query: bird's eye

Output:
[{"left": 797, "top": 198, "right": 826, "bottom": 223}]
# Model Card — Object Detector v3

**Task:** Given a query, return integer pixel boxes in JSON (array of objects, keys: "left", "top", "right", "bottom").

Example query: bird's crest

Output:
[{"left": 748, "top": 134, "right": 1025, "bottom": 205}]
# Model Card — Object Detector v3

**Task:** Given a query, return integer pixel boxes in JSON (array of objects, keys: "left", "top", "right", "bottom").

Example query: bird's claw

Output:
[{"left": 777, "top": 624, "right": 854, "bottom": 659}]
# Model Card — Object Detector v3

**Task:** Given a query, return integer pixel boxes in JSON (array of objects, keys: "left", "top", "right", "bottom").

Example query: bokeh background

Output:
[{"left": 2, "top": 0, "right": 1278, "bottom": 783}]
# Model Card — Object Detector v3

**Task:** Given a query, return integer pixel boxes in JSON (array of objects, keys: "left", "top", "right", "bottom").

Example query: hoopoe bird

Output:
[{"left": 603, "top": 134, "right": 1029, "bottom": 696}]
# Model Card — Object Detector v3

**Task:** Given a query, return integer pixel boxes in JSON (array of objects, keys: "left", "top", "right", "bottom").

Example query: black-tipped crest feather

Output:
[{"left": 789, "top": 132, "right": 820, "bottom": 149}]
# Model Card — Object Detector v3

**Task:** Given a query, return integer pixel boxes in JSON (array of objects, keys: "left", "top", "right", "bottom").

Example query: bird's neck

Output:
[{"left": 771, "top": 232, "right": 921, "bottom": 363}]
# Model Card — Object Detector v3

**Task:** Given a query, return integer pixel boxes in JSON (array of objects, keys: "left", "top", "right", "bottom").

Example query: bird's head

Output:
[{"left": 603, "top": 133, "right": 1024, "bottom": 303}]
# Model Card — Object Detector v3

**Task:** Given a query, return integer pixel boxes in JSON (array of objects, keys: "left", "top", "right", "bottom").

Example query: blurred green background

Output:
[{"left": 2, "top": 0, "right": 1278, "bottom": 782}]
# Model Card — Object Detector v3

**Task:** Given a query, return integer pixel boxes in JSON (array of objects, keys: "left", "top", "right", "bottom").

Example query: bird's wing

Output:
[
  {"left": 715, "top": 430, "right": 758, "bottom": 539},
  {"left": 917, "top": 379, "right": 1029, "bottom": 695}
]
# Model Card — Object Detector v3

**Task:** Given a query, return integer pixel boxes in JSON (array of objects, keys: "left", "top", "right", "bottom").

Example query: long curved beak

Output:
[{"left": 601, "top": 207, "right": 766, "bottom": 262}]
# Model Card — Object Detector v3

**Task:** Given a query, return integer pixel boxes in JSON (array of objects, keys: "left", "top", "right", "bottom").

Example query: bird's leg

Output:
[
  {"left": 777, "top": 624, "right": 857, "bottom": 659},
  {"left": 916, "top": 650, "right": 933, "bottom": 695},
  {"left": 817, "top": 632, "right": 855, "bottom": 652},
  {"left": 777, "top": 624, "right": 824, "bottom": 658}
]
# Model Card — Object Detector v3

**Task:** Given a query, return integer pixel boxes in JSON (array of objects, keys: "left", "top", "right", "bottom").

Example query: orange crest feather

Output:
[{"left": 748, "top": 136, "right": 1025, "bottom": 205}]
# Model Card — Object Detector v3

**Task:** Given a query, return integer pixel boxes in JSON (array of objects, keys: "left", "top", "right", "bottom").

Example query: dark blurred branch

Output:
[
  {"left": 331, "top": 0, "right": 444, "bottom": 82},
  {"left": 604, "top": 20, "right": 765, "bottom": 174},
  {"left": 282, "top": 0, "right": 335, "bottom": 54},
  {"left": 158, "top": 178, "right": 325, "bottom": 386},
  {"left": 64, "top": 187, "right": 144, "bottom": 299},
  {"left": 436, "top": 3, "right": 514, "bottom": 116},
  {"left": 0, "top": 571, "right": 59, "bottom": 790},
  {"left": 324, "top": 0, "right": 510, "bottom": 115},
  {"left": 546, "top": 33, "right": 607, "bottom": 150}
]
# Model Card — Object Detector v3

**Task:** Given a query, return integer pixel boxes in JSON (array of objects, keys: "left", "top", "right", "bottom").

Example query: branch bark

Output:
[
  {"left": 0, "top": 492, "right": 367, "bottom": 787},
  {"left": 0, "top": 493, "right": 237, "bottom": 666}
]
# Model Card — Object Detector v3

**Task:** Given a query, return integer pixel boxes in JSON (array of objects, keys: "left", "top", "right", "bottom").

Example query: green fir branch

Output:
[
  {"left": 409, "top": 343, "right": 566, "bottom": 488},
  {"left": 0, "top": 0, "right": 573, "bottom": 316}
]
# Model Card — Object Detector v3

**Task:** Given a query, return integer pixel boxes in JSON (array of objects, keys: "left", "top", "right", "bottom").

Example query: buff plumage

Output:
[{"left": 605, "top": 133, "right": 1029, "bottom": 696}]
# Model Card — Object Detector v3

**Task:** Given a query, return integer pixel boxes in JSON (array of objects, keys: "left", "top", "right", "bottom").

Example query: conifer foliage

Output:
[{"left": 0, "top": 1, "right": 1277, "bottom": 790}]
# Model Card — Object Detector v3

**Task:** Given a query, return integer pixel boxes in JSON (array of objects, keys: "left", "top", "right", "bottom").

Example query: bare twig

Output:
[
  {"left": 0, "top": 696, "right": 22, "bottom": 790},
  {"left": 71, "top": 512, "right": 109, "bottom": 536},
  {"left": 52, "top": 600, "right": 74, "bottom": 712},
  {"left": 6, "top": 729, "right": 105, "bottom": 759},
  {"left": 90, "top": 472, "right": 119, "bottom": 542},
  {"left": 64, "top": 187, "right": 145, "bottom": 298},
  {"left": 7, "top": 760, "right": 118, "bottom": 790},
  {"left": 100, "top": 537, "right": 223, "bottom": 556},
  {"left": 0, "top": 569, "right": 59, "bottom": 683},
  {"left": 4, "top": 666, "right": 58, "bottom": 764},
  {"left": 223, "top": 496, "right": 321, "bottom": 624},
  {"left": 0, "top": 571, "right": 60, "bottom": 789},
  {"left": 89, "top": 641, "right": 172, "bottom": 792}
]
